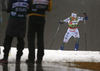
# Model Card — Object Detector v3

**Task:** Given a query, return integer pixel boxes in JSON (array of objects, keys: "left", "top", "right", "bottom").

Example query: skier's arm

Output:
[
  {"left": 59, "top": 18, "right": 69, "bottom": 24},
  {"left": 78, "top": 17, "right": 84, "bottom": 21},
  {"left": 78, "top": 16, "right": 88, "bottom": 21},
  {"left": 59, "top": 20, "right": 65, "bottom": 24}
]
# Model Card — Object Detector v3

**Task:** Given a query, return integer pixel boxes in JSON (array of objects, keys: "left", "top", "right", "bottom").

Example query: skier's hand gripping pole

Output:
[{"left": 49, "top": 24, "right": 61, "bottom": 49}]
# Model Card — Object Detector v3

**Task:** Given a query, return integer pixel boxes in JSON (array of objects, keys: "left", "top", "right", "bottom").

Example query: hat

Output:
[{"left": 71, "top": 12, "right": 77, "bottom": 17}]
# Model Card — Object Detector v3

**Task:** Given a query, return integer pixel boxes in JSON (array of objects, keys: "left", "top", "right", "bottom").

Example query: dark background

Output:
[{"left": 0, "top": 0, "right": 100, "bottom": 51}]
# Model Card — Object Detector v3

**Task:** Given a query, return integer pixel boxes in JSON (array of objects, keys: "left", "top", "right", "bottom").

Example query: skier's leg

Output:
[
  {"left": 74, "top": 28, "right": 80, "bottom": 51},
  {"left": 74, "top": 38, "right": 79, "bottom": 51},
  {"left": 60, "top": 42, "right": 67, "bottom": 50},
  {"left": 60, "top": 31, "right": 71, "bottom": 50}
]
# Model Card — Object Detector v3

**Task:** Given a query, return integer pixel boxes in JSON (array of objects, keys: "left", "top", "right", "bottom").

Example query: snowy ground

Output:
[{"left": 0, "top": 46, "right": 100, "bottom": 63}]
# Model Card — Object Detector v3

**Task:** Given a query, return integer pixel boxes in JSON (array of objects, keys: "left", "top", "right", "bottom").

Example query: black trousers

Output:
[
  {"left": 3, "top": 35, "right": 24, "bottom": 60},
  {"left": 27, "top": 15, "right": 45, "bottom": 61}
]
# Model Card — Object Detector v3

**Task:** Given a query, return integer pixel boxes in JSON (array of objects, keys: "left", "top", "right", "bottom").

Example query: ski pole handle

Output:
[
  {"left": 83, "top": 11, "right": 88, "bottom": 21},
  {"left": 83, "top": 11, "right": 86, "bottom": 16}
]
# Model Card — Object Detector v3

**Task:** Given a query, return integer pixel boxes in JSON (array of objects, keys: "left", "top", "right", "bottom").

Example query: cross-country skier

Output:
[{"left": 59, "top": 12, "right": 88, "bottom": 51}]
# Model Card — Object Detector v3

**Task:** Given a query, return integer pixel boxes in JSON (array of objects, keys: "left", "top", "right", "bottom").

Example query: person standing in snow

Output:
[
  {"left": 59, "top": 12, "right": 88, "bottom": 51},
  {"left": 0, "top": 0, "right": 32, "bottom": 64},
  {"left": 26, "top": 0, "right": 52, "bottom": 64}
]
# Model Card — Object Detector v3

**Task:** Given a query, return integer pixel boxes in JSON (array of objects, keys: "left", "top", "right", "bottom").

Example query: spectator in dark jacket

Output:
[{"left": 0, "top": 0, "right": 32, "bottom": 64}]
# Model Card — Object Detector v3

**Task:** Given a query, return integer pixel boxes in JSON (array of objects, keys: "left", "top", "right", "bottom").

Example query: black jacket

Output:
[{"left": 6, "top": 0, "right": 31, "bottom": 38}]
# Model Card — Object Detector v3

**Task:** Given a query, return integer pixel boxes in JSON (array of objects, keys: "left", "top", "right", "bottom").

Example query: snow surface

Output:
[{"left": 0, "top": 46, "right": 100, "bottom": 63}]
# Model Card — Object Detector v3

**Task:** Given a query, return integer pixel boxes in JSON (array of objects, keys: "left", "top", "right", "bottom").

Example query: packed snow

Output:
[{"left": 0, "top": 46, "right": 100, "bottom": 63}]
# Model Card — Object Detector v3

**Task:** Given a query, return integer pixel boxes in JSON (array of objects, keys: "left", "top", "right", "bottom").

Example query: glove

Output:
[
  {"left": 83, "top": 11, "right": 88, "bottom": 20},
  {"left": 59, "top": 20, "right": 65, "bottom": 24},
  {"left": 84, "top": 16, "right": 88, "bottom": 20}
]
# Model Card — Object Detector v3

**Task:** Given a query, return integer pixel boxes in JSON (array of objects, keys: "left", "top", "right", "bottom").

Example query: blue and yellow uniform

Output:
[{"left": 60, "top": 12, "right": 88, "bottom": 51}]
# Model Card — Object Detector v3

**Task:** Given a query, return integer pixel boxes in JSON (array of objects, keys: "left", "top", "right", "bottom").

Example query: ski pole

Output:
[
  {"left": 0, "top": 12, "right": 3, "bottom": 23},
  {"left": 0, "top": 47, "right": 1, "bottom": 54},
  {"left": 84, "top": 20, "right": 87, "bottom": 50},
  {"left": 83, "top": 11, "right": 88, "bottom": 50},
  {"left": 49, "top": 24, "right": 61, "bottom": 49}
]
